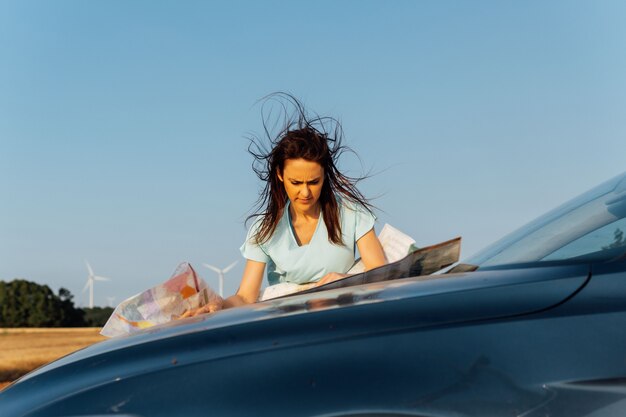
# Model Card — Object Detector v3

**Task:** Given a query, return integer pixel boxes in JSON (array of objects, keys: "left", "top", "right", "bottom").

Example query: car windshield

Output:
[{"left": 465, "top": 172, "right": 626, "bottom": 269}]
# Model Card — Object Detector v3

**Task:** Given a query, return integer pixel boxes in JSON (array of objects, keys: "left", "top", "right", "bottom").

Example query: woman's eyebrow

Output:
[{"left": 288, "top": 177, "right": 321, "bottom": 183}]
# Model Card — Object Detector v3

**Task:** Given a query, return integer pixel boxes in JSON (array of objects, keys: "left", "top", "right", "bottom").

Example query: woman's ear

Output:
[{"left": 277, "top": 168, "right": 284, "bottom": 183}]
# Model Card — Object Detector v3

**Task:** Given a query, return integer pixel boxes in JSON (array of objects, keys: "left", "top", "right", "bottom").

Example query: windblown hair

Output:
[{"left": 246, "top": 93, "right": 373, "bottom": 245}]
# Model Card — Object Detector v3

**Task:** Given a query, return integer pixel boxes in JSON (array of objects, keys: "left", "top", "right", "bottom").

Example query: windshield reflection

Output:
[{"left": 466, "top": 172, "right": 626, "bottom": 268}]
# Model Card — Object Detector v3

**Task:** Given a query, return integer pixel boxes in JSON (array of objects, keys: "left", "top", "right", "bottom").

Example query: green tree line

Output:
[{"left": 0, "top": 279, "right": 113, "bottom": 327}]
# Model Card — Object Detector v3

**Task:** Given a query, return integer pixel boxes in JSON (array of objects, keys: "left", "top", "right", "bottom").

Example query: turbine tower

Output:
[
  {"left": 202, "top": 261, "right": 238, "bottom": 297},
  {"left": 82, "top": 260, "right": 110, "bottom": 308},
  {"left": 106, "top": 296, "right": 116, "bottom": 308}
]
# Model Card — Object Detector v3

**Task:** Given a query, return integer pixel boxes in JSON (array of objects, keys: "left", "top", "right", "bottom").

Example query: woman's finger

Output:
[{"left": 315, "top": 274, "right": 332, "bottom": 287}]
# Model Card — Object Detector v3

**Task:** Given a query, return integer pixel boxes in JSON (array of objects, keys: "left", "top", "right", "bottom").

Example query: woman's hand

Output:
[
  {"left": 179, "top": 260, "right": 267, "bottom": 319},
  {"left": 315, "top": 272, "right": 349, "bottom": 287},
  {"left": 179, "top": 300, "right": 223, "bottom": 319}
]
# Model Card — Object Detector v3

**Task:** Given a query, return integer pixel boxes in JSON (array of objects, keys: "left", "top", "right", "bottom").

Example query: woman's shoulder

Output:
[
  {"left": 245, "top": 209, "right": 290, "bottom": 246},
  {"left": 337, "top": 196, "right": 373, "bottom": 216},
  {"left": 337, "top": 196, "right": 376, "bottom": 234},
  {"left": 335, "top": 196, "right": 376, "bottom": 242},
  {"left": 246, "top": 215, "right": 264, "bottom": 234}
]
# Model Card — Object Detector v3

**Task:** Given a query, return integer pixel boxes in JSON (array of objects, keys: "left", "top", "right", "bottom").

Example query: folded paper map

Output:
[
  {"left": 260, "top": 224, "right": 438, "bottom": 301},
  {"left": 299, "top": 236, "right": 461, "bottom": 295},
  {"left": 348, "top": 224, "right": 419, "bottom": 274},
  {"left": 101, "top": 262, "right": 221, "bottom": 338}
]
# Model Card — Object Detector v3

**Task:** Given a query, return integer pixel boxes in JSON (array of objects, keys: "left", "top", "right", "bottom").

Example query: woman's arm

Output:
[
  {"left": 356, "top": 228, "right": 387, "bottom": 270},
  {"left": 223, "top": 259, "right": 266, "bottom": 307},
  {"left": 180, "top": 259, "right": 265, "bottom": 317}
]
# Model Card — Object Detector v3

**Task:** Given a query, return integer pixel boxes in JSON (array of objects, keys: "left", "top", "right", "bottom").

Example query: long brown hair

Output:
[{"left": 246, "top": 93, "right": 373, "bottom": 245}]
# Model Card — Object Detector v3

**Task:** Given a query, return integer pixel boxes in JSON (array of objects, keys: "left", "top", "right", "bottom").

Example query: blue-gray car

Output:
[{"left": 2, "top": 172, "right": 626, "bottom": 417}]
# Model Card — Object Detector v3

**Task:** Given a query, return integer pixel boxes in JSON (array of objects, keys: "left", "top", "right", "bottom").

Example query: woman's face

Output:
[{"left": 278, "top": 158, "right": 325, "bottom": 213}]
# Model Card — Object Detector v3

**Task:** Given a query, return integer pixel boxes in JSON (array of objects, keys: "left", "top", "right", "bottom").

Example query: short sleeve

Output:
[
  {"left": 239, "top": 220, "right": 271, "bottom": 263},
  {"left": 354, "top": 204, "right": 376, "bottom": 241}
]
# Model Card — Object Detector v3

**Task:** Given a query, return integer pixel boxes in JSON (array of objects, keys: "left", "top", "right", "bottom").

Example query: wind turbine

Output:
[
  {"left": 202, "top": 261, "right": 238, "bottom": 297},
  {"left": 106, "top": 296, "right": 116, "bottom": 308},
  {"left": 82, "top": 260, "right": 110, "bottom": 308}
]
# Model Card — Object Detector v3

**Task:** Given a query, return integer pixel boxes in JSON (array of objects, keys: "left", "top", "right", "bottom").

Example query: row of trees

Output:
[{"left": 0, "top": 279, "right": 113, "bottom": 327}]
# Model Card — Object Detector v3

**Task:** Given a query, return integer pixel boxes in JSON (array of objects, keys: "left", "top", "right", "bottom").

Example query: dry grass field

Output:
[{"left": 0, "top": 328, "right": 106, "bottom": 390}]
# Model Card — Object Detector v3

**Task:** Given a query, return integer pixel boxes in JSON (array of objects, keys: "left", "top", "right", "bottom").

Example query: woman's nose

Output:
[{"left": 301, "top": 186, "right": 311, "bottom": 197}]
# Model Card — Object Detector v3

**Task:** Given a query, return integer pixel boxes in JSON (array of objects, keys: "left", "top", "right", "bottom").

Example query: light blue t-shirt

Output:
[{"left": 240, "top": 200, "right": 376, "bottom": 286}]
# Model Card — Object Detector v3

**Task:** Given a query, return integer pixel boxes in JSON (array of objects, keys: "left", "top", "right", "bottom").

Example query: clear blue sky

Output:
[{"left": 2, "top": 1, "right": 625, "bottom": 307}]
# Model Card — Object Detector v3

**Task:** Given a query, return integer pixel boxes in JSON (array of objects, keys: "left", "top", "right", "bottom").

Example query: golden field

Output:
[{"left": 0, "top": 328, "right": 106, "bottom": 390}]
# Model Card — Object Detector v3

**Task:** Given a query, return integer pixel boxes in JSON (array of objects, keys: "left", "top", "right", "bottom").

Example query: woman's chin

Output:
[{"left": 293, "top": 199, "right": 320, "bottom": 212}]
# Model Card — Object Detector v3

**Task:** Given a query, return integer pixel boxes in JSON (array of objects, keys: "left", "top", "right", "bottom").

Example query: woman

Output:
[{"left": 185, "top": 95, "right": 386, "bottom": 316}]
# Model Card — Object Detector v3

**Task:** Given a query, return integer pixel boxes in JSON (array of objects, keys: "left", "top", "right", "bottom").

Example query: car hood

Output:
[
  {"left": 16, "top": 263, "right": 588, "bottom": 381},
  {"left": 1, "top": 263, "right": 589, "bottom": 416}
]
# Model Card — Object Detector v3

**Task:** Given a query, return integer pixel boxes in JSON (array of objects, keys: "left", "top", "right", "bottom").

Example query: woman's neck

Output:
[{"left": 288, "top": 202, "right": 321, "bottom": 223}]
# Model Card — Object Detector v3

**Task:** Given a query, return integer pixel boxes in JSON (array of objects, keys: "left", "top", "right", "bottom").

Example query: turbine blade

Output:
[
  {"left": 82, "top": 280, "right": 90, "bottom": 293},
  {"left": 94, "top": 276, "right": 110, "bottom": 281},
  {"left": 84, "top": 260, "right": 94, "bottom": 276},
  {"left": 222, "top": 261, "right": 238, "bottom": 273},
  {"left": 202, "top": 263, "right": 221, "bottom": 274}
]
